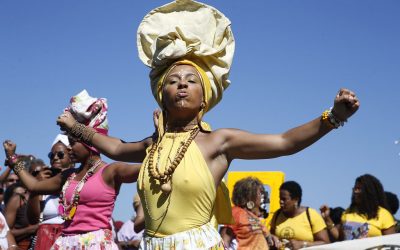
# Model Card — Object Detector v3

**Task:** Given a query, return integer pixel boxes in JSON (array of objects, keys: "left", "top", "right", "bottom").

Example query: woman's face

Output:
[
  {"left": 14, "top": 186, "right": 28, "bottom": 199},
  {"left": 67, "top": 137, "right": 90, "bottom": 163},
  {"left": 162, "top": 65, "right": 204, "bottom": 116},
  {"left": 352, "top": 181, "right": 362, "bottom": 205},
  {"left": 279, "top": 189, "right": 298, "bottom": 213},
  {"left": 49, "top": 142, "right": 72, "bottom": 170}
]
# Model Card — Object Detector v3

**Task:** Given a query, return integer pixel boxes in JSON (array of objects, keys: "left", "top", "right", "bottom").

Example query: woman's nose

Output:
[{"left": 177, "top": 80, "right": 188, "bottom": 88}]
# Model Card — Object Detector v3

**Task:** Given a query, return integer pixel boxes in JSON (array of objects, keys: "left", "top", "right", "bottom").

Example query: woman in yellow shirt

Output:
[
  {"left": 270, "top": 181, "right": 330, "bottom": 250},
  {"left": 321, "top": 174, "right": 396, "bottom": 241}
]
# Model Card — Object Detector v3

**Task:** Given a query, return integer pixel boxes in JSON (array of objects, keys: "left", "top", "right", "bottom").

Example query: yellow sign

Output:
[{"left": 226, "top": 171, "right": 285, "bottom": 225}]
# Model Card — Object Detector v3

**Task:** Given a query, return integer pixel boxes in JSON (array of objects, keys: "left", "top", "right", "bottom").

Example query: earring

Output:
[
  {"left": 246, "top": 201, "right": 255, "bottom": 210},
  {"left": 200, "top": 102, "right": 206, "bottom": 110}
]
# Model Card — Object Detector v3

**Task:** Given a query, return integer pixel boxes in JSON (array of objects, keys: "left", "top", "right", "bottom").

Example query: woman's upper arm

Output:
[
  {"left": 220, "top": 128, "right": 287, "bottom": 161},
  {"left": 4, "top": 196, "right": 19, "bottom": 228},
  {"left": 93, "top": 134, "right": 152, "bottom": 163},
  {"left": 313, "top": 229, "right": 330, "bottom": 243},
  {"left": 113, "top": 162, "right": 142, "bottom": 184},
  {"left": 382, "top": 225, "right": 396, "bottom": 235},
  {"left": 29, "top": 174, "right": 64, "bottom": 194}
]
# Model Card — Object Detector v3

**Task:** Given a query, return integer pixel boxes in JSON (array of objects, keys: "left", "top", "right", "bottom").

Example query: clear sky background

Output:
[{"left": 1, "top": 0, "right": 399, "bottom": 222}]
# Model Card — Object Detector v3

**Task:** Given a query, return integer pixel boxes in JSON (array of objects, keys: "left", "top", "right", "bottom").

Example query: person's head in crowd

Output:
[
  {"left": 279, "top": 180, "right": 303, "bottom": 215},
  {"left": 4, "top": 173, "right": 19, "bottom": 189},
  {"left": 385, "top": 191, "right": 399, "bottom": 215},
  {"left": 349, "top": 174, "right": 389, "bottom": 219},
  {"left": 30, "top": 158, "right": 46, "bottom": 176},
  {"left": 232, "top": 177, "right": 267, "bottom": 217},
  {"left": 48, "top": 134, "right": 73, "bottom": 170},
  {"left": 330, "top": 206, "right": 345, "bottom": 225},
  {"left": 17, "top": 155, "right": 36, "bottom": 174},
  {"left": 4, "top": 182, "right": 27, "bottom": 205}
]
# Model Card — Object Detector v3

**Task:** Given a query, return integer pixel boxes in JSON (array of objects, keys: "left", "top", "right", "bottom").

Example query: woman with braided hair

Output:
[{"left": 56, "top": 1, "right": 359, "bottom": 249}]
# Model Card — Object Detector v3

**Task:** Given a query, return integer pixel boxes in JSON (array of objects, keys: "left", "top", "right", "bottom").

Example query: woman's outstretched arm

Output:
[
  {"left": 219, "top": 88, "right": 359, "bottom": 162},
  {"left": 3, "top": 140, "right": 65, "bottom": 194},
  {"left": 56, "top": 110, "right": 160, "bottom": 163}
]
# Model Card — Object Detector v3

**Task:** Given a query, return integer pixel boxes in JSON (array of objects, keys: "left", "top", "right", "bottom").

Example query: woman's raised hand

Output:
[
  {"left": 56, "top": 111, "right": 76, "bottom": 131},
  {"left": 331, "top": 88, "right": 360, "bottom": 122},
  {"left": 3, "top": 140, "right": 16, "bottom": 158}
]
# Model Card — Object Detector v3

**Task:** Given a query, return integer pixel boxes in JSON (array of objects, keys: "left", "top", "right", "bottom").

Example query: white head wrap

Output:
[
  {"left": 52, "top": 134, "right": 70, "bottom": 147},
  {"left": 137, "top": 0, "right": 235, "bottom": 111}
]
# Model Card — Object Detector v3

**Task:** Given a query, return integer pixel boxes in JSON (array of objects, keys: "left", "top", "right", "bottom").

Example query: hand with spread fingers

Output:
[{"left": 331, "top": 88, "right": 360, "bottom": 122}]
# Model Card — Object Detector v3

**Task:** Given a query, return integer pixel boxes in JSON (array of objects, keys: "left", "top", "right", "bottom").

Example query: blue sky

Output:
[{"left": 1, "top": 0, "right": 399, "bottom": 222}]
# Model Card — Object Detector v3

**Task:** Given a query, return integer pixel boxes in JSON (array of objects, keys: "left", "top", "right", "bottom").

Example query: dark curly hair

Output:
[
  {"left": 348, "top": 174, "right": 389, "bottom": 220},
  {"left": 232, "top": 177, "right": 264, "bottom": 208},
  {"left": 280, "top": 181, "right": 302, "bottom": 205},
  {"left": 385, "top": 191, "right": 399, "bottom": 214}
]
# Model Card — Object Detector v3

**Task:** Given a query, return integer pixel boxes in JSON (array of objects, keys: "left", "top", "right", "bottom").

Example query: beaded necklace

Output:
[
  {"left": 141, "top": 127, "right": 199, "bottom": 223},
  {"left": 147, "top": 126, "right": 199, "bottom": 193},
  {"left": 58, "top": 159, "right": 103, "bottom": 220}
]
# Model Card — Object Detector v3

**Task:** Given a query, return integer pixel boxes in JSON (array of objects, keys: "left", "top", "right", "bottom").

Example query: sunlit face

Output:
[
  {"left": 5, "top": 174, "right": 19, "bottom": 189},
  {"left": 49, "top": 142, "right": 72, "bottom": 170},
  {"left": 279, "top": 189, "right": 298, "bottom": 213},
  {"left": 67, "top": 137, "right": 90, "bottom": 163},
  {"left": 162, "top": 65, "right": 204, "bottom": 115},
  {"left": 255, "top": 187, "right": 264, "bottom": 208}
]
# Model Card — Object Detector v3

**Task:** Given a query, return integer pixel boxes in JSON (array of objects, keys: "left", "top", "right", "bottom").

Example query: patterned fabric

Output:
[
  {"left": 66, "top": 89, "right": 108, "bottom": 153},
  {"left": 67, "top": 89, "right": 108, "bottom": 134},
  {"left": 51, "top": 229, "right": 117, "bottom": 250},
  {"left": 34, "top": 224, "right": 63, "bottom": 250},
  {"left": 140, "top": 222, "right": 224, "bottom": 250},
  {"left": 228, "top": 206, "right": 269, "bottom": 250}
]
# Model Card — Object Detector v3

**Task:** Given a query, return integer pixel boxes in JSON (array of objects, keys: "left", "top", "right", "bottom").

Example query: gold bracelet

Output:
[
  {"left": 327, "top": 223, "right": 335, "bottom": 230},
  {"left": 13, "top": 160, "right": 25, "bottom": 174},
  {"left": 70, "top": 121, "right": 97, "bottom": 144}
]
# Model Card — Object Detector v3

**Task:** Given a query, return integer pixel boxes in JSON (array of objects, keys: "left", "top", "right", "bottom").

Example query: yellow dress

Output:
[{"left": 137, "top": 131, "right": 225, "bottom": 249}]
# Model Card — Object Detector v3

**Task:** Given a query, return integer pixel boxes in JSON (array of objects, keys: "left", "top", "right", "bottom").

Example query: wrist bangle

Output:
[
  {"left": 327, "top": 223, "right": 335, "bottom": 230},
  {"left": 70, "top": 121, "right": 97, "bottom": 145},
  {"left": 7, "top": 154, "right": 18, "bottom": 165},
  {"left": 13, "top": 160, "right": 25, "bottom": 174},
  {"left": 9, "top": 244, "right": 18, "bottom": 249},
  {"left": 321, "top": 108, "right": 345, "bottom": 129}
]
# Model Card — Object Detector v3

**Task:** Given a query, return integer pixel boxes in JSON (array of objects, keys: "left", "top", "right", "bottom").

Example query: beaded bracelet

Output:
[
  {"left": 7, "top": 154, "right": 18, "bottom": 165},
  {"left": 70, "top": 121, "right": 97, "bottom": 144},
  {"left": 13, "top": 160, "right": 25, "bottom": 174},
  {"left": 321, "top": 108, "right": 345, "bottom": 129}
]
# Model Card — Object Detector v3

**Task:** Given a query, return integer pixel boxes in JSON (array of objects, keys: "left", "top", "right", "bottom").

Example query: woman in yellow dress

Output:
[{"left": 56, "top": 1, "right": 360, "bottom": 249}]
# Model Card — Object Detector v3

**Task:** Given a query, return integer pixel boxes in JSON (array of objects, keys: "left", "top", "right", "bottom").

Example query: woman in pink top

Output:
[{"left": 3, "top": 90, "right": 142, "bottom": 249}]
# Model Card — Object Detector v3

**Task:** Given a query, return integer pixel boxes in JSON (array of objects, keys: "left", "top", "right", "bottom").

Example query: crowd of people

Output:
[
  {"left": 1, "top": 0, "right": 397, "bottom": 249},
  {"left": 0, "top": 148, "right": 398, "bottom": 250}
]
